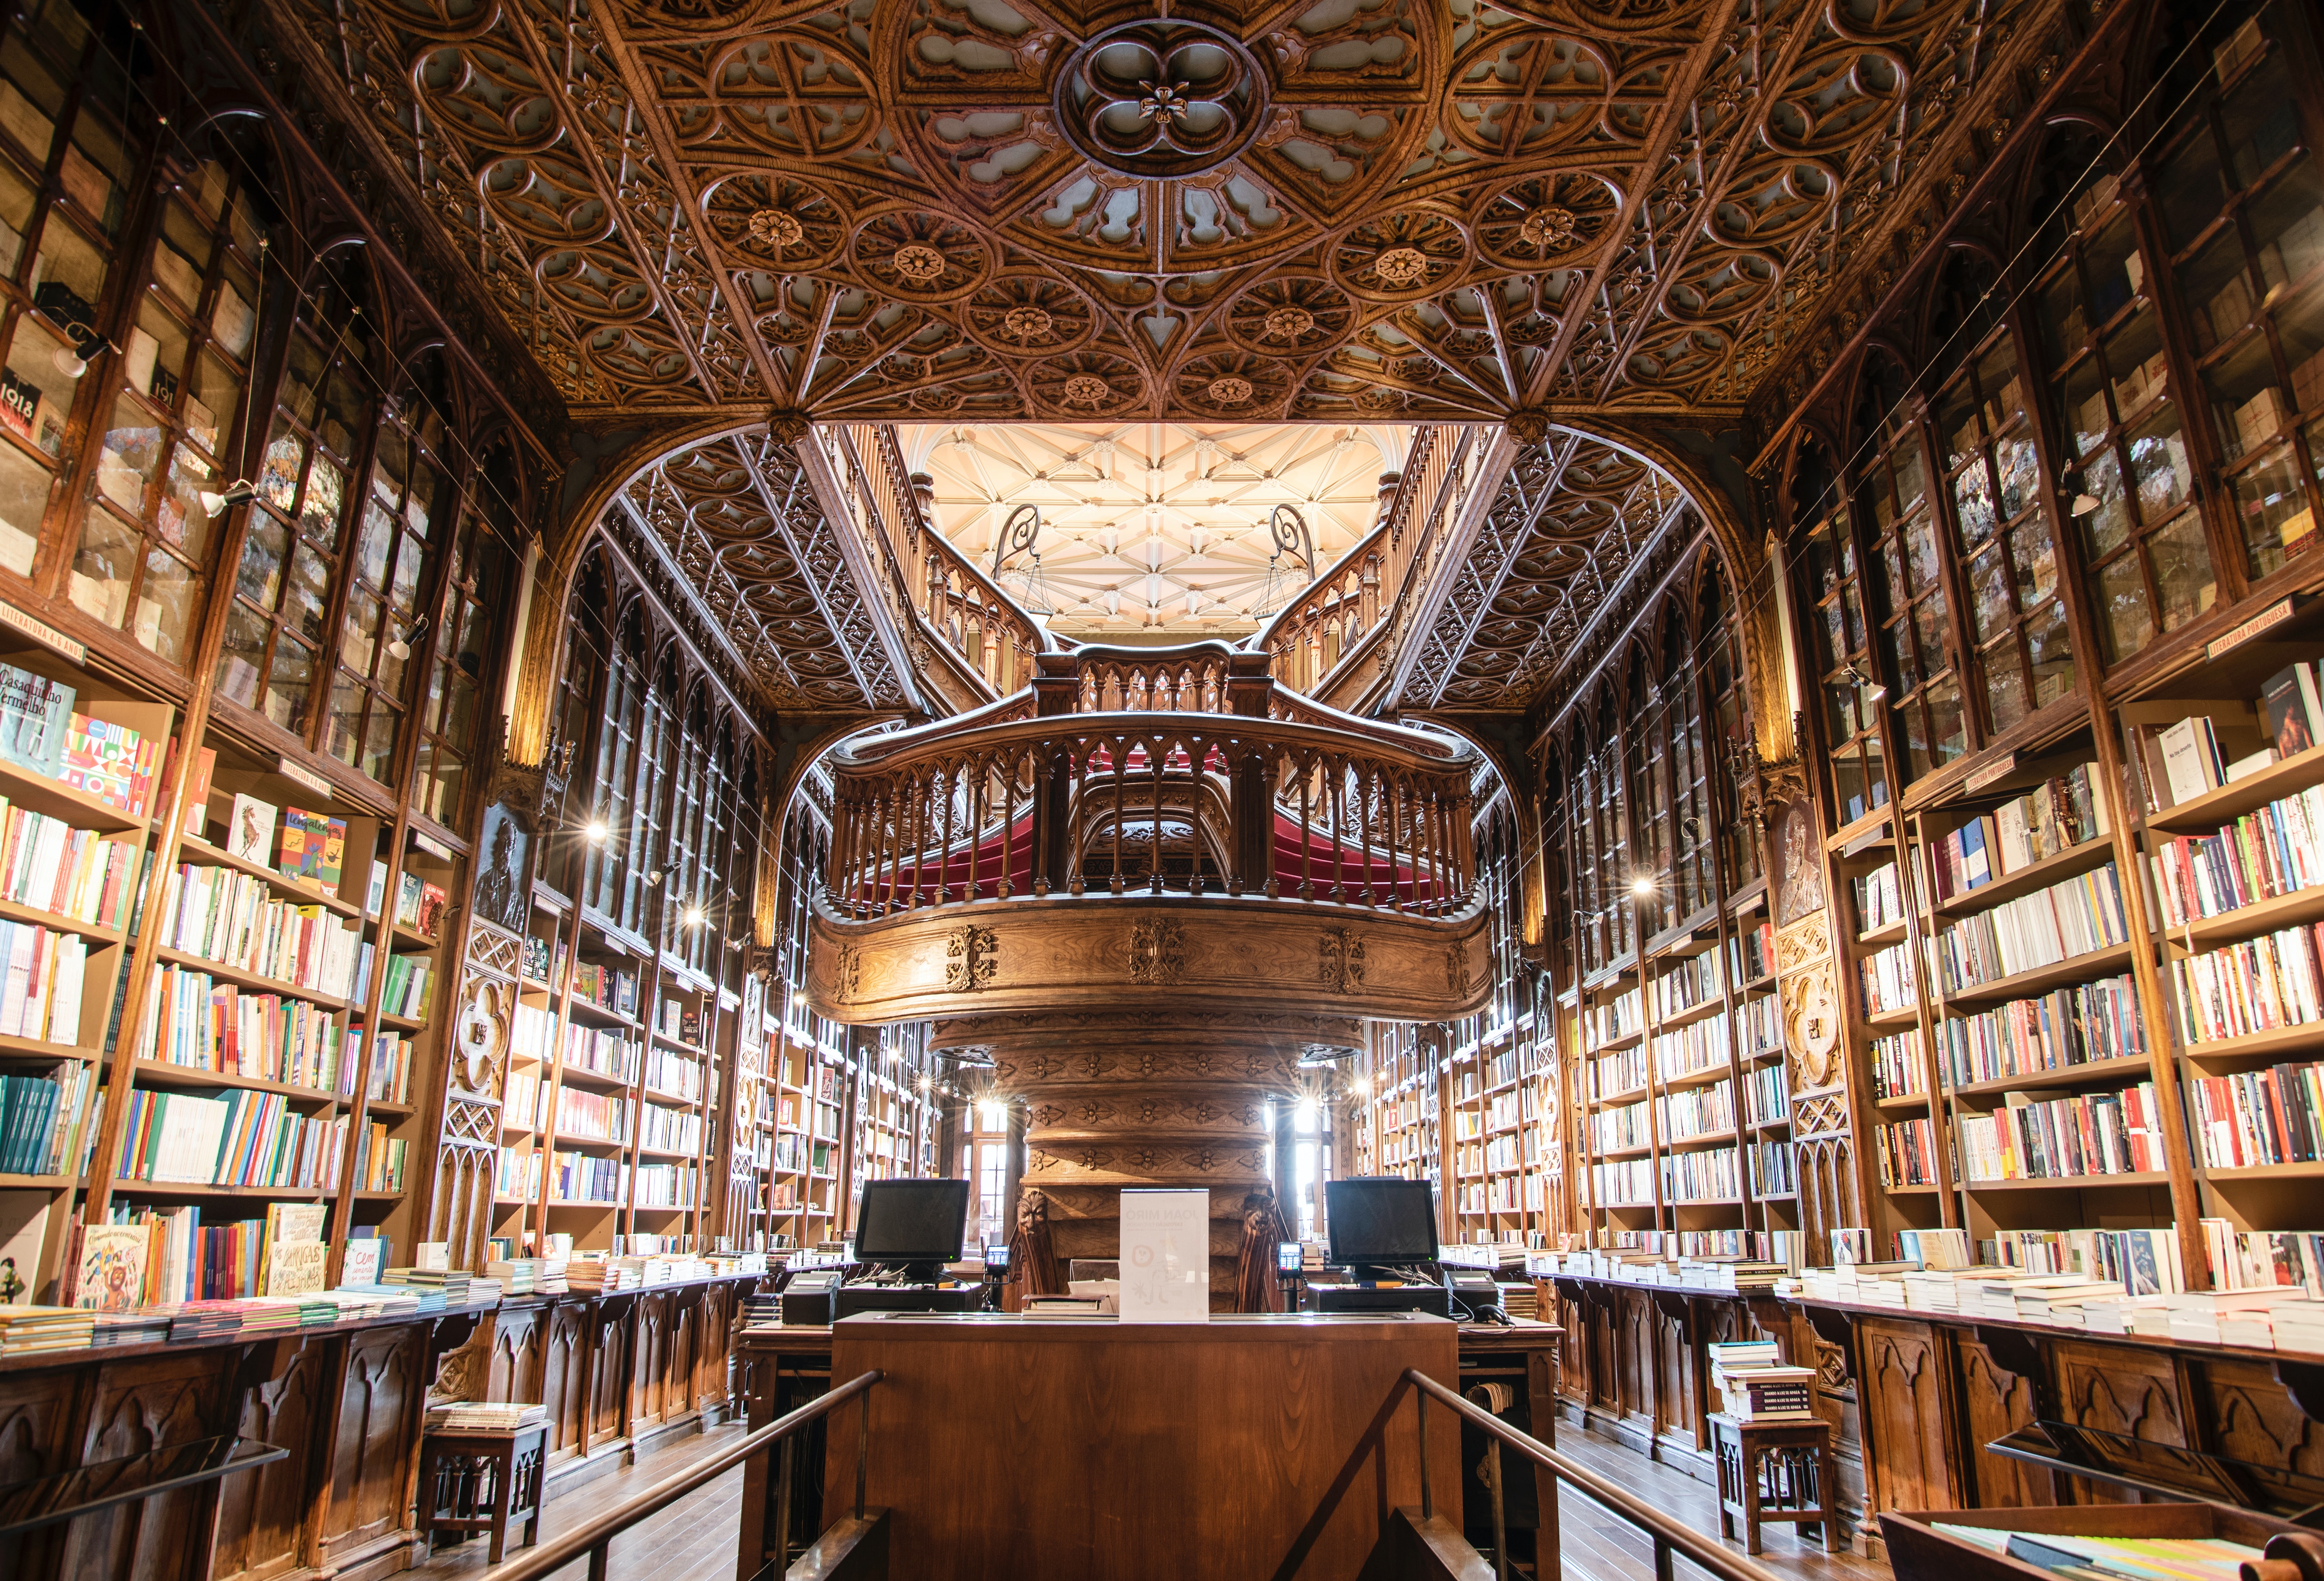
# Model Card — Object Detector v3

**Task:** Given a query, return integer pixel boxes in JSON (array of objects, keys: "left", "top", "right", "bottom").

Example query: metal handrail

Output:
[
  {"left": 1402, "top": 1369, "right": 1791, "bottom": 1581},
  {"left": 484, "top": 1369, "right": 885, "bottom": 1581}
]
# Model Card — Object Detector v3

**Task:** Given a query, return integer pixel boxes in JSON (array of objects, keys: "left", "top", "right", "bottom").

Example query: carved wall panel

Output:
[
  {"left": 1858, "top": 1319, "right": 1962, "bottom": 1517},
  {"left": 1954, "top": 1337, "right": 2054, "bottom": 1511},
  {"left": 542, "top": 1299, "right": 589, "bottom": 1461},
  {"left": 2203, "top": 1360, "right": 2324, "bottom": 1479},
  {"left": 322, "top": 1326, "right": 427, "bottom": 1561},
  {"left": 2054, "top": 1340, "right": 2184, "bottom": 1505},
  {"left": 63, "top": 1358, "right": 232, "bottom": 1579},
  {"left": 212, "top": 1343, "right": 328, "bottom": 1581},
  {"left": 589, "top": 1304, "right": 632, "bottom": 1445}
]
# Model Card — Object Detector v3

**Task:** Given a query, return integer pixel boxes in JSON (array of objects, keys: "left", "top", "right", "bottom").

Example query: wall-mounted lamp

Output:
[
  {"left": 583, "top": 817, "right": 610, "bottom": 843},
  {"left": 386, "top": 615, "right": 430, "bottom": 663},
  {"left": 200, "top": 481, "right": 257, "bottom": 518},
  {"left": 1836, "top": 661, "right": 1888, "bottom": 704}
]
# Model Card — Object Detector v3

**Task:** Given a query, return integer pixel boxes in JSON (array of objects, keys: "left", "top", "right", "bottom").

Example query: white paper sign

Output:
[{"left": 1119, "top": 1189, "right": 1210, "bottom": 1324}]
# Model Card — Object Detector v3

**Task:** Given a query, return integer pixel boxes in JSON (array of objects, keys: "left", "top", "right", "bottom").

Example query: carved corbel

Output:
[
  {"left": 1650, "top": 1289, "right": 1694, "bottom": 1340},
  {"left": 1800, "top": 1303, "right": 1858, "bottom": 1387},
  {"left": 2274, "top": 1358, "right": 2324, "bottom": 1424}
]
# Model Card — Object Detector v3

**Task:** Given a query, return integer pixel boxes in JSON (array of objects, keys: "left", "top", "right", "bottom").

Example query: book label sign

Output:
[
  {"left": 2206, "top": 595, "right": 2294, "bottom": 660},
  {"left": 1965, "top": 752, "right": 2019, "bottom": 794},
  {"left": 276, "top": 754, "right": 332, "bottom": 798},
  {"left": 1118, "top": 1189, "right": 1209, "bottom": 1324},
  {"left": 0, "top": 600, "right": 82, "bottom": 662},
  {"left": 412, "top": 830, "right": 453, "bottom": 862}
]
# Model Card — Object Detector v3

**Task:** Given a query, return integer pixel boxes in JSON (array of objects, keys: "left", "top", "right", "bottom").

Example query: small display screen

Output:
[
  {"left": 1277, "top": 1242, "right": 1302, "bottom": 1272},
  {"left": 1326, "top": 1178, "right": 1439, "bottom": 1264},
  {"left": 984, "top": 1242, "right": 1010, "bottom": 1269},
  {"left": 852, "top": 1179, "right": 972, "bottom": 1263}
]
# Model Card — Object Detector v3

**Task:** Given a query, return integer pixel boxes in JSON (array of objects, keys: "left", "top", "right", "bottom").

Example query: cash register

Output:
[
  {"left": 829, "top": 1177, "right": 986, "bottom": 1321},
  {"left": 1308, "top": 1177, "right": 1453, "bottom": 1318}
]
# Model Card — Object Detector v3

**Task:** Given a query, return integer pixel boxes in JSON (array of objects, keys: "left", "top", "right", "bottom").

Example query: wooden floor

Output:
[
  {"left": 400, "top": 1416, "right": 1891, "bottom": 1581},
  {"left": 404, "top": 1423, "right": 752, "bottom": 1581},
  {"left": 1551, "top": 1425, "right": 1891, "bottom": 1581}
]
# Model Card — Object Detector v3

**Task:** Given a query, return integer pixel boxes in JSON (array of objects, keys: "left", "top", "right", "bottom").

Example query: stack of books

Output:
[
  {"left": 1708, "top": 1342, "right": 1816, "bottom": 1422},
  {"left": 426, "top": 1401, "right": 548, "bottom": 1430},
  {"left": 0, "top": 1305, "right": 95, "bottom": 1353},
  {"left": 487, "top": 1257, "right": 546, "bottom": 1295},
  {"left": 91, "top": 1310, "right": 171, "bottom": 1347},
  {"left": 2012, "top": 1279, "right": 2128, "bottom": 1326},
  {"left": 2080, "top": 1295, "right": 2172, "bottom": 1336},
  {"left": 2272, "top": 1301, "right": 2324, "bottom": 1353},
  {"left": 1499, "top": 1283, "right": 1539, "bottom": 1320},
  {"left": 168, "top": 1301, "right": 247, "bottom": 1340},
  {"left": 384, "top": 1267, "right": 471, "bottom": 1305},
  {"left": 2165, "top": 1288, "right": 2313, "bottom": 1346},
  {"left": 332, "top": 1283, "right": 424, "bottom": 1316},
  {"left": 741, "top": 1292, "right": 782, "bottom": 1327}
]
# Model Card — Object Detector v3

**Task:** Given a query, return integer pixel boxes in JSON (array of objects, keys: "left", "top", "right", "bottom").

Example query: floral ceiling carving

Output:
[{"left": 277, "top": 0, "right": 2051, "bottom": 424}]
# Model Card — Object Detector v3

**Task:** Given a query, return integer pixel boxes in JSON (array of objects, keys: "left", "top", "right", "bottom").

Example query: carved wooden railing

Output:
[
  {"left": 1252, "top": 424, "right": 1484, "bottom": 711},
  {"left": 822, "top": 645, "right": 1477, "bottom": 919},
  {"left": 830, "top": 424, "right": 1052, "bottom": 705}
]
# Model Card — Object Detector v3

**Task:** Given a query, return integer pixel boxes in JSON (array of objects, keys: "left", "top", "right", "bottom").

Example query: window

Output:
[
  {"left": 1857, "top": 357, "right": 1967, "bottom": 783},
  {"left": 1930, "top": 257, "right": 2074, "bottom": 733},
  {"left": 582, "top": 607, "right": 645, "bottom": 924},
  {"left": 413, "top": 444, "right": 519, "bottom": 826},
  {"left": 1702, "top": 572, "right": 1759, "bottom": 887},
  {"left": 68, "top": 129, "right": 266, "bottom": 659},
  {"left": 325, "top": 356, "right": 450, "bottom": 783},
  {"left": 1663, "top": 625, "right": 1714, "bottom": 920},
  {"left": 1628, "top": 651, "right": 1674, "bottom": 933},
  {"left": 1797, "top": 441, "right": 1888, "bottom": 822},
  {"left": 1572, "top": 711, "right": 1630, "bottom": 975},
  {"left": 2035, "top": 137, "right": 2215, "bottom": 659},
  {"left": 2150, "top": 1, "right": 2324, "bottom": 581},
  {"left": 217, "top": 250, "right": 375, "bottom": 732}
]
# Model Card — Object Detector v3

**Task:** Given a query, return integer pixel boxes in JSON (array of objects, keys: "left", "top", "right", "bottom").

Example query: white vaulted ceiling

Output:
[{"left": 897, "top": 422, "right": 1410, "bottom": 641}]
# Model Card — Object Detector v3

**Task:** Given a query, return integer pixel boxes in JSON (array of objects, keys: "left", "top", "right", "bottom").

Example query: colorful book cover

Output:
[
  {"left": 416, "top": 881, "right": 448, "bottom": 938},
  {"left": 341, "top": 1237, "right": 381, "bottom": 1287},
  {"left": 394, "top": 871, "right": 421, "bottom": 929},
  {"left": 226, "top": 794, "right": 276, "bottom": 866},
  {"left": 76, "top": 1223, "right": 147, "bottom": 1311},
  {"left": 0, "top": 664, "right": 72, "bottom": 779},
  {"left": 2263, "top": 665, "right": 2315, "bottom": 759},
  {"left": 263, "top": 1239, "right": 329, "bottom": 1297},
  {"left": 316, "top": 817, "right": 345, "bottom": 898},
  {"left": 278, "top": 808, "right": 344, "bottom": 895}
]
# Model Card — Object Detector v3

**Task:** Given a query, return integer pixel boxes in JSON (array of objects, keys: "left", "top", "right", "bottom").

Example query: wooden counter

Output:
[{"left": 0, "top": 1271, "right": 764, "bottom": 1581}]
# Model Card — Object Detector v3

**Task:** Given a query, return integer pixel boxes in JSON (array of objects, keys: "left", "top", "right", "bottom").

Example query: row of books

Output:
[
  {"left": 572, "top": 961, "right": 639, "bottom": 1018},
  {"left": 137, "top": 965, "right": 347, "bottom": 1090},
  {"left": 1654, "top": 1013, "right": 1737, "bottom": 1081},
  {"left": 1856, "top": 861, "right": 1907, "bottom": 933},
  {"left": 1729, "top": 921, "right": 1775, "bottom": 983},
  {"left": 1989, "top": 1226, "right": 2188, "bottom": 1293},
  {"left": 1872, "top": 1027, "right": 1927, "bottom": 1099},
  {"left": 2148, "top": 778, "right": 2324, "bottom": 926},
  {"left": 2185, "top": 1059, "right": 2324, "bottom": 1168},
  {"left": 1956, "top": 1081, "right": 2169, "bottom": 1181},
  {"left": 0, "top": 800, "right": 142, "bottom": 928},
  {"left": 1660, "top": 1146, "right": 1741, "bottom": 1203},
  {"left": 1935, "top": 974, "right": 2148, "bottom": 1087},
  {"left": 563, "top": 1024, "right": 637, "bottom": 1082},
  {"left": 1749, "top": 1140, "right": 1795, "bottom": 1196},
  {"left": 369, "top": 947, "right": 432, "bottom": 1023},
  {"left": 642, "top": 1044, "right": 702, "bottom": 1101},
  {"left": 551, "top": 1150, "right": 626, "bottom": 1203},
  {"left": 1657, "top": 1077, "right": 1734, "bottom": 1144},
  {"left": 0, "top": 1063, "right": 87, "bottom": 1174},
  {"left": 0, "top": 665, "right": 161, "bottom": 816},
  {"left": 638, "top": 1101, "right": 702, "bottom": 1154},
  {"left": 119, "top": 1087, "right": 347, "bottom": 1189},
  {"left": 1589, "top": 1098, "right": 1650, "bottom": 1153},
  {"left": 0, "top": 921, "right": 86, "bottom": 1044},
  {"left": 1582, "top": 988, "right": 1643, "bottom": 1046},
  {"left": 497, "top": 1144, "right": 540, "bottom": 1201},
  {"left": 633, "top": 1164, "right": 698, "bottom": 1207},
  {"left": 1649, "top": 952, "right": 1721, "bottom": 1020},
  {"left": 157, "top": 863, "right": 363, "bottom": 999},
  {"left": 1861, "top": 940, "right": 1917, "bottom": 1016},
  {"left": 1876, "top": 1116, "right": 1940, "bottom": 1188},
  {"left": 1590, "top": 1044, "right": 1647, "bottom": 1099},
  {"left": 2205, "top": 1219, "right": 2324, "bottom": 1293},
  {"left": 503, "top": 1068, "right": 548, "bottom": 1133},
  {"left": 2169, "top": 923, "right": 2324, "bottom": 1044},
  {"left": 1592, "top": 1157, "right": 1653, "bottom": 1207},
  {"left": 553, "top": 1085, "right": 629, "bottom": 1145},
  {"left": 1743, "top": 1062, "right": 1787, "bottom": 1125},
  {"left": 1930, "top": 864, "right": 2133, "bottom": 992},
  {"left": 1927, "top": 765, "right": 2109, "bottom": 902}
]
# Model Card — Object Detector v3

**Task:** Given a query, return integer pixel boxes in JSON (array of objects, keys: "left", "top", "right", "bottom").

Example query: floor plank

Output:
[
  {"left": 1549, "top": 1424, "right": 1891, "bottom": 1581},
  {"left": 406, "top": 1423, "right": 753, "bottom": 1581}
]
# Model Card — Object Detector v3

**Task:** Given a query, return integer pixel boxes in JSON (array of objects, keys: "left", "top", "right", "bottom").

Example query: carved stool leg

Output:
[
  {"left": 1741, "top": 1442, "right": 1763, "bottom": 1555},
  {"left": 1818, "top": 1435, "right": 1839, "bottom": 1552},
  {"left": 487, "top": 1442, "right": 515, "bottom": 1564}
]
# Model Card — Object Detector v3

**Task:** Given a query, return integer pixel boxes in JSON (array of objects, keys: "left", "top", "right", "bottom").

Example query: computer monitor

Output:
[
  {"left": 1326, "top": 1177, "right": 1440, "bottom": 1268},
  {"left": 851, "top": 1179, "right": 971, "bottom": 1272}
]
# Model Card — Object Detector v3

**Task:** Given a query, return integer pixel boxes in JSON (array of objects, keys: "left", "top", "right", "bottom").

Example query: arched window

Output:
[
  {"left": 414, "top": 437, "right": 521, "bottom": 826},
  {"left": 584, "top": 604, "right": 647, "bottom": 922},
  {"left": 1701, "top": 568, "right": 1758, "bottom": 887}
]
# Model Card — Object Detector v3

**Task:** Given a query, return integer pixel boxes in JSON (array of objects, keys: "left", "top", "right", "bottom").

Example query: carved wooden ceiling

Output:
[
  {"left": 897, "top": 421, "right": 1401, "bottom": 638},
  {"left": 287, "top": 0, "right": 2043, "bottom": 426}
]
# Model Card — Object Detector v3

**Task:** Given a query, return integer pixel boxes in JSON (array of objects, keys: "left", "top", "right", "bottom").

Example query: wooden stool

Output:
[
  {"left": 416, "top": 1422, "right": 548, "bottom": 1563},
  {"left": 1708, "top": 1412, "right": 1839, "bottom": 1555}
]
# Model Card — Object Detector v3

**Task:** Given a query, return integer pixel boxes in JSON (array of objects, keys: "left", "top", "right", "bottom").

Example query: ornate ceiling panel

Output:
[
  {"left": 1395, "top": 427, "right": 1687, "bottom": 712},
  {"left": 898, "top": 421, "right": 1402, "bottom": 638},
  {"left": 279, "top": 0, "right": 2052, "bottom": 425},
  {"left": 616, "top": 432, "right": 912, "bottom": 710}
]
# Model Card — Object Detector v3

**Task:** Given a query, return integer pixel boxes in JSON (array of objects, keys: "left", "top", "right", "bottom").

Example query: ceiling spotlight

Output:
[
  {"left": 1631, "top": 874, "right": 1657, "bottom": 897},
  {"left": 200, "top": 481, "right": 256, "bottom": 518},
  {"left": 792, "top": 990, "right": 810, "bottom": 1007},
  {"left": 2071, "top": 492, "right": 2101, "bottom": 517},
  {"left": 683, "top": 904, "right": 706, "bottom": 927},
  {"left": 645, "top": 868, "right": 664, "bottom": 886},
  {"left": 583, "top": 818, "right": 610, "bottom": 843},
  {"left": 52, "top": 346, "right": 85, "bottom": 378}
]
